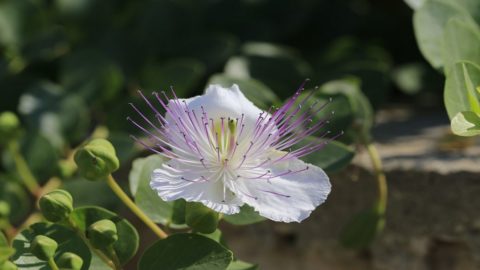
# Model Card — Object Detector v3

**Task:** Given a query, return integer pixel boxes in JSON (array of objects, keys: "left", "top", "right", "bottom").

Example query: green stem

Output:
[
  {"left": 1, "top": 221, "right": 15, "bottom": 244},
  {"left": 106, "top": 175, "right": 168, "bottom": 239},
  {"left": 106, "top": 246, "right": 122, "bottom": 270},
  {"left": 361, "top": 134, "right": 388, "bottom": 213},
  {"left": 66, "top": 218, "right": 116, "bottom": 269},
  {"left": 47, "top": 257, "right": 59, "bottom": 270},
  {"left": 7, "top": 141, "right": 40, "bottom": 196}
]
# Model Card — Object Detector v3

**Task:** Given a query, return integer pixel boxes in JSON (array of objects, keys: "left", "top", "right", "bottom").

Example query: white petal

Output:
[
  {"left": 150, "top": 160, "right": 243, "bottom": 215},
  {"left": 170, "top": 84, "right": 263, "bottom": 129},
  {"left": 231, "top": 158, "right": 331, "bottom": 223}
]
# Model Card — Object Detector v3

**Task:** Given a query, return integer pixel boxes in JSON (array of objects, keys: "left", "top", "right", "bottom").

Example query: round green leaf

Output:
[
  {"left": 451, "top": 111, "right": 480, "bottom": 136},
  {"left": 0, "top": 247, "right": 15, "bottom": 263},
  {"left": 129, "top": 155, "right": 187, "bottom": 228},
  {"left": 0, "top": 175, "right": 30, "bottom": 223},
  {"left": 0, "top": 232, "right": 15, "bottom": 263},
  {"left": 314, "top": 37, "right": 392, "bottom": 107},
  {"left": 227, "top": 260, "right": 258, "bottom": 270},
  {"left": 139, "top": 234, "right": 233, "bottom": 270},
  {"left": 18, "top": 82, "right": 90, "bottom": 148},
  {"left": 442, "top": 17, "right": 480, "bottom": 74},
  {"left": 185, "top": 202, "right": 220, "bottom": 234},
  {"left": 296, "top": 91, "right": 353, "bottom": 138},
  {"left": 62, "top": 178, "right": 118, "bottom": 210},
  {"left": 295, "top": 137, "right": 354, "bottom": 173},
  {"left": 445, "top": 61, "right": 480, "bottom": 118},
  {"left": 223, "top": 205, "right": 265, "bottom": 226},
  {"left": 339, "top": 203, "right": 385, "bottom": 249},
  {"left": 60, "top": 49, "right": 124, "bottom": 103},
  {"left": 12, "top": 223, "right": 91, "bottom": 270},
  {"left": 0, "top": 231, "right": 8, "bottom": 246},
  {"left": 320, "top": 79, "right": 374, "bottom": 137},
  {"left": 413, "top": 0, "right": 471, "bottom": 70},
  {"left": 68, "top": 206, "right": 139, "bottom": 265}
]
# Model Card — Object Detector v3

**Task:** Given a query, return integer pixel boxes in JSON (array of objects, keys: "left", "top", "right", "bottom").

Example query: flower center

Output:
[{"left": 210, "top": 117, "right": 240, "bottom": 168}]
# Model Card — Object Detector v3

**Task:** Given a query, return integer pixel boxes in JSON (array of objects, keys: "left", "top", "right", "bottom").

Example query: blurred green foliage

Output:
[
  {"left": 0, "top": 0, "right": 430, "bottom": 207},
  {"left": 0, "top": 0, "right": 450, "bottom": 268}
]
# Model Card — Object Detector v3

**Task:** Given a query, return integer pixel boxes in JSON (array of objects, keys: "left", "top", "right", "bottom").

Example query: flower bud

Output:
[
  {"left": 74, "top": 139, "right": 120, "bottom": 181},
  {"left": 38, "top": 190, "right": 73, "bottom": 223},
  {"left": 0, "top": 201, "right": 10, "bottom": 219},
  {"left": 185, "top": 202, "right": 220, "bottom": 234},
  {"left": 87, "top": 219, "right": 118, "bottom": 249},
  {"left": 0, "top": 260, "right": 17, "bottom": 270},
  {"left": 56, "top": 252, "right": 83, "bottom": 270},
  {"left": 30, "top": 235, "right": 58, "bottom": 261},
  {"left": 0, "top": 112, "right": 20, "bottom": 144}
]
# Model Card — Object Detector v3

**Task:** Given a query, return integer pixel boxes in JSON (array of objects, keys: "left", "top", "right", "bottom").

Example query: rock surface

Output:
[{"left": 222, "top": 108, "right": 480, "bottom": 270}]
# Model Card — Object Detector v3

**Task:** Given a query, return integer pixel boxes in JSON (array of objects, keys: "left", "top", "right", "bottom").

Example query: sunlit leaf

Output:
[
  {"left": 445, "top": 61, "right": 480, "bottom": 118},
  {"left": 413, "top": 0, "right": 472, "bottom": 70},
  {"left": 451, "top": 111, "right": 480, "bottom": 136}
]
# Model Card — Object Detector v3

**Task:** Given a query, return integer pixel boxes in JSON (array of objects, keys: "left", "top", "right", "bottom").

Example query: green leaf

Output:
[
  {"left": 223, "top": 205, "right": 265, "bottom": 226},
  {"left": 296, "top": 137, "right": 355, "bottom": 173},
  {"left": 227, "top": 260, "right": 258, "bottom": 270},
  {"left": 0, "top": 175, "right": 30, "bottom": 223},
  {"left": 224, "top": 42, "right": 313, "bottom": 99},
  {"left": 129, "top": 155, "right": 187, "bottom": 228},
  {"left": 208, "top": 74, "right": 281, "bottom": 110},
  {"left": 176, "top": 34, "right": 238, "bottom": 72},
  {"left": 451, "top": 111, "right": 480, "bottom": 136},
  {"left": 339, "top": 204, "right": 385, "bottom": 249},
  {"left": 295, "top": 91, "right": 353, "bottom": 139},
  {"left": 138, "top": 234, "right": 233, "bottom": 270},
  {"left": 17, "top": 82, "right": 90, "bottom": 148},
  {"left": 0, "top": 231, "right": 7, "bottom": 246},
  {"left": 320, "top": 78, "right": 374, "bottom": 136},
  {"left": 140, "top": 59, "right": 206, "bottom": 98},
  {"left": 314, "top": 37, "right": 392, "bottom": 107},
  {"left": 60, "top": 49, "right": 124, "bottom": 103},
  {"left": 22, "top": 26, "right": 68, "bottom": 62},
  {"left": 442, "top": 17, "right": 480, "bottom": 74},
  {"left": 19, "top": 133, "right": 59, "bottom": 182},
  {"left": 413, "top": 0, "right": 472, "bottom": 70},
  {"left": 391, "top": 63, "right": 429, "bottom": 95},
  {"left": 69, "top": 206, "right": 139, "bottom": 265},
  {"left": 445, "top": 61, "right": 480, "bottom": 118},
  {"left": 185, "top": 202, "right": 220, "bottom": 234},
  {"left": 12, "top": 223, "right": 91, "bottom": 270},
  {"left": 108, "top": 132, "right": 140, "bottom": 165},
  {"left": 171, "top": 199, "right": 186, "bottom": 225},
  {"left": 0, "top": 247, "right": 15, "bottom": 263},
  {"left": 198, "top": 229, "right": 223, "bottom": 244},
  {"left": 63, "top": 178, "right": 118, "bottom": 210},
  {"left": 0, "top": 232, "right": 15, "bottom": 263},
  {"left": 405, "top": 0, "right": 426, "bottom": 10}
]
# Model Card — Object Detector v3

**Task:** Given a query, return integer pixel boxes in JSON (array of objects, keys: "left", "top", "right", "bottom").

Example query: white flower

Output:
[{"left": 129, "top": 84, "right": 335, "bottom": 222}]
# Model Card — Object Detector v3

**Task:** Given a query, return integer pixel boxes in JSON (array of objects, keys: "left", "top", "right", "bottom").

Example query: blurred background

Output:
[{"left": 2, "top": 0, "right": 479, "bottom": 269}]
